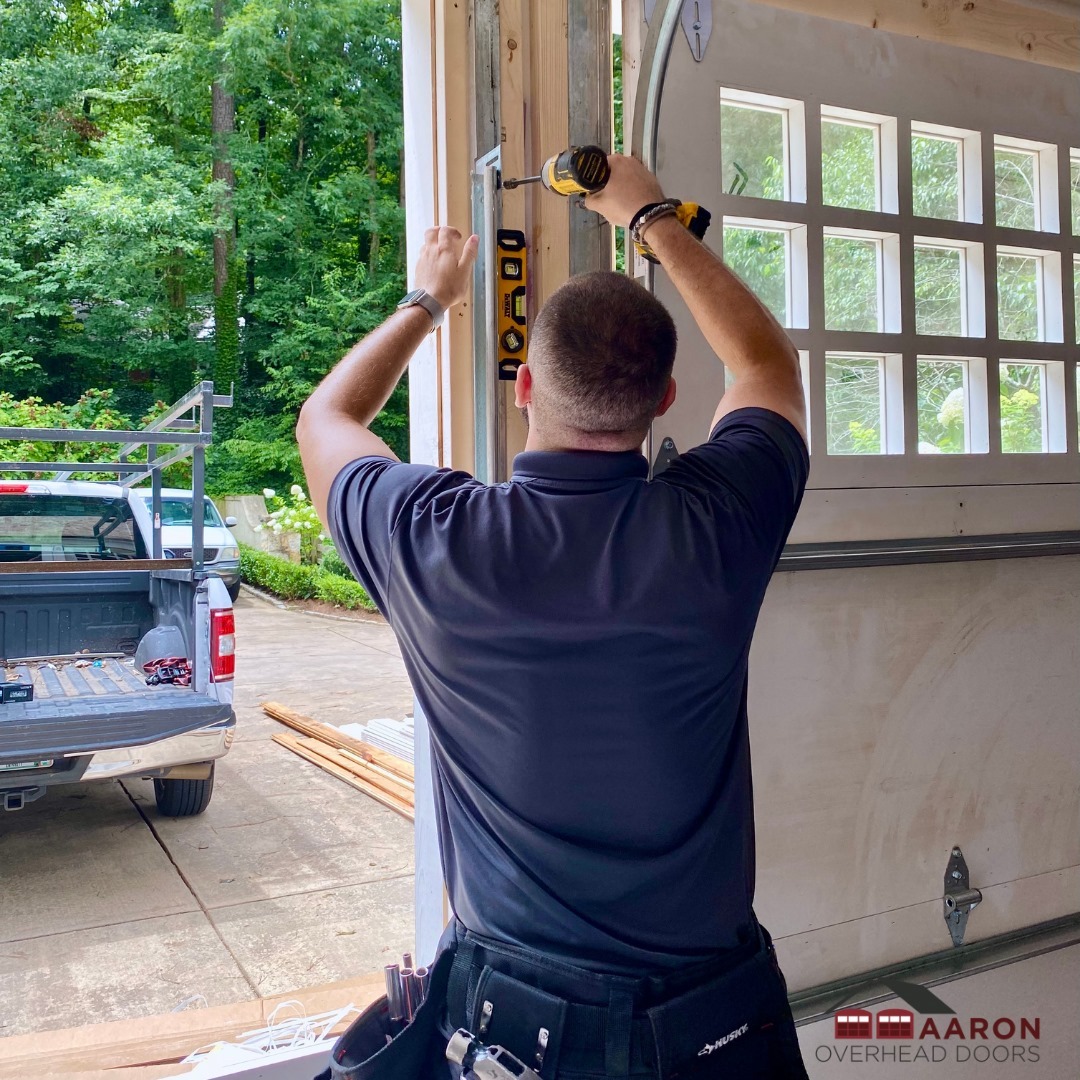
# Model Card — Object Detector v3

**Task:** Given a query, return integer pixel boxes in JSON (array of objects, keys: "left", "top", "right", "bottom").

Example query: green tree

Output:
[{"left": 0, "top": 0, "right": 410, "bottom": 492}]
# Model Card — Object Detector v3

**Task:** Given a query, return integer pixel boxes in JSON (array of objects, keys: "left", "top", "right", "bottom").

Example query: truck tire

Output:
[
  {"left": 226, "top": 580, "right": 241, "bottom": 602},
  {"left": 154, "top": 764, "right": 215, "bottom": 817}
]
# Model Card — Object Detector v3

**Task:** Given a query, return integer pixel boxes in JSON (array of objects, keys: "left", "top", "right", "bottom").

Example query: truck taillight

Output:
[
  {"left": 0, "top": 482, "right": 29, "bottom": 493},
  {"left": 210, "top": 609, "right": 235, "bottom": 681}
]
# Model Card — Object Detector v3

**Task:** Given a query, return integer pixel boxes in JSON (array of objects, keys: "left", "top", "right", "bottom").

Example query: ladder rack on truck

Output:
[
  {"left": 0, "top": 380, "right": 233, "bottom": 573},
  {"left": 0, "top": 382, "right": 237, "bottom": 817}
]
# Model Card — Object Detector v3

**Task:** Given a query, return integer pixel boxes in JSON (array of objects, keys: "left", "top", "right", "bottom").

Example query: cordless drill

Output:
[{"left": 502, "top": 145, "right": 711, "bottom": 263}]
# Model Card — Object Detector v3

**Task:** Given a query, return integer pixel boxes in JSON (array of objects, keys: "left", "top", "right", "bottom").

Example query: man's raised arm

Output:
[
  {"left": 585, "top": 155, "right": 806, "bottom": 440},
  {"left": 296, "top": 226, "right": 478, "bottom": 524}
]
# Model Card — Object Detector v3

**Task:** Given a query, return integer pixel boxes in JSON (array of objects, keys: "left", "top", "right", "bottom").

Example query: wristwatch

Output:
[{"left": 397, "top": 289, "right": 445, "bottom": 331}]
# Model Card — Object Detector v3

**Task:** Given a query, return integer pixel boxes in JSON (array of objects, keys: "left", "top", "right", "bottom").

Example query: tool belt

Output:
[
  {"left": 314, "top": 923, "right": 458, "bottom": 1080},
  {"left": 444, "top": 921, "right": 807, "bottom": 1080},
  {"left": 316, "top": 920, "right": 808, "bottom": 1080}
]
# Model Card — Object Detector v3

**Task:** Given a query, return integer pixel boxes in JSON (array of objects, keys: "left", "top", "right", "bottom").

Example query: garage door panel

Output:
[
  {"left": 772, "top": 865, "right": 1080, "bottom": 993},
  {"left": 749, "top": 557, "right": 1080, "bottom": 944}
]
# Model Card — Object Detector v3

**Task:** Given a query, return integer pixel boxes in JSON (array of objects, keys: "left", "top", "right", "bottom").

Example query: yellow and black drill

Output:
[{"left": 502, "top": 145, "right": 711, "bottom": 263}]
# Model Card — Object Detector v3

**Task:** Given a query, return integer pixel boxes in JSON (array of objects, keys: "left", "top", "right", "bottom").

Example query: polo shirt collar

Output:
[{"left": 512, "top": 449, "right": 649, "bottom": 482}]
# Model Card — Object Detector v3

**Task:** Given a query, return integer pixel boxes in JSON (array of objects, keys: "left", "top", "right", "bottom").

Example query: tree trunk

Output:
[
  {"left": 212, "top": 0, "right": 239, "bottom": 393},
  {"left": 367, "top": 128, "right": 380, "bottom": 275}
]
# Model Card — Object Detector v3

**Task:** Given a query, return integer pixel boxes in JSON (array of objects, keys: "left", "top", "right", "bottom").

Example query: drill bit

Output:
[{"left": 502, "top": 175, "right": 542, "bottom": 190}]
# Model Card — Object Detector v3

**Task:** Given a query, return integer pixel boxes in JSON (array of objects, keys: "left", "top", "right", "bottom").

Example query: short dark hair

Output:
[{"left": 527, "top": 271, "right": 677, "bottom": 435}]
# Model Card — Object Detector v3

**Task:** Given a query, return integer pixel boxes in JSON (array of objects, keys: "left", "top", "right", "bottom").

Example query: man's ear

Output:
[
  {"left": 654, "top": 377, "right": 677, "bottom": 418},
  {"left": 514, "top": 363, "right": 532, "bottom": 409}
]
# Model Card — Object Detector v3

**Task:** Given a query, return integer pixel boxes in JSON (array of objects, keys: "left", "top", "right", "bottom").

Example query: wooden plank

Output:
[
  {"left": 0, "top": 973, "right": 384, "bottom": 1077},
  {"left": 292, "top": 736, "right": 415, "bottom": 803},
  {"left": 435, "top": 0, "right": 477, "bottom": 471},
  {"left": 496, "top": 0, "right": 532, "bottom": 470},
  {"left": 262, "top": 701, "right": 414, "bottom": 782},
  {"left": 529, "top": 0, "right": 571, "bottom": 312},
  {"left": 272, "top": 733, "right": 414, "bottom": 821},
  {"left": 336, "top": 746, "right": 416, "bottom": 791},
  {"left": 753, "top": 0, "right": 1079, "bottom": 71}
]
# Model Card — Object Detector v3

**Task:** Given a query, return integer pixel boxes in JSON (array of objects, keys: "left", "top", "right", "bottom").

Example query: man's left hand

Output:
[{"left": 415, "top": 226, "right": 480, "bottom": 309}]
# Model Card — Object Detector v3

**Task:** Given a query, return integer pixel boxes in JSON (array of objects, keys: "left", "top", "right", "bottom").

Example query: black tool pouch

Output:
[
  {"left": 646, "top": 934, "right": 806, "bottom": 1080},
  {"left": 466, "top": 966, "right": 568, "bottom": 1078},
  {"left": 312, "top": 935, "right": 457, "bottom": 1080}
]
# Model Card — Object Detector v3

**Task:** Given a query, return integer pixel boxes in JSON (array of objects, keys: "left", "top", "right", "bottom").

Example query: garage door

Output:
[{"left": 634, "top": 0, "right": 1080, "bottom": 991}]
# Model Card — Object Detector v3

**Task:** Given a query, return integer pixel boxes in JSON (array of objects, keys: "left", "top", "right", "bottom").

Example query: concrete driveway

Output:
[{"left": 0, "top": 593, "right": 416, "bottom": 1038}]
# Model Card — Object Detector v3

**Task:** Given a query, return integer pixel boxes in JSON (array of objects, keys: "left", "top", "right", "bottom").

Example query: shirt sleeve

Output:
[
  {"left": 655, "top": 408, "right": 809, "bottom": 559},
  {"left": 326, "top": 456, "right": 478, "bottom": 617}
]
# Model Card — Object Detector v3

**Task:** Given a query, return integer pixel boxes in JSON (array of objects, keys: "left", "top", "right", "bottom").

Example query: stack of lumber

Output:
[
  {"left": 340, "top": 715, "right": 414, "bottom": 764},
  {"left": 263, "top": 701, "right": 415, "bottom": 820}
]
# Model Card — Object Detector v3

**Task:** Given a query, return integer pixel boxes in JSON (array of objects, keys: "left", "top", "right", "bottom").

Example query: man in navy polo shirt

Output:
[{"left": 298, "top": 155, "right": 809, "bottom": 1079}]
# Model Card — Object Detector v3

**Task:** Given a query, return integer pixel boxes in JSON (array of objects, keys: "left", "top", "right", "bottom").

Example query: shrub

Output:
[
  {"left": 320, "top": 545, "right": 354, "bottom": 580},
  {"left": 240, "top": 544, "right": 376, "bottom": 612},
  {"left": 314, "top": 572, "right": 374, "bottom": 611}
]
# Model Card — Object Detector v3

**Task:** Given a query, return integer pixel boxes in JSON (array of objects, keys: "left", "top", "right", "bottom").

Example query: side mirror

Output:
[{"left": 225, "top": 516, "right": 238, "bottom": 528}]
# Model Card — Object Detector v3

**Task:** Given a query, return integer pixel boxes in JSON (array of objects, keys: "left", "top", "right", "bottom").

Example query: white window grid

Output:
[{"left": 716, "top": 87, "right": 1080, "bottom": 489}]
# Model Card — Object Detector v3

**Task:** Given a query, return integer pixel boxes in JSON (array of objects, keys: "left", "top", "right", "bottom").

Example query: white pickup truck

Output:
[{"left": 0, "top": 383, "right": 236, "bottom": 816}]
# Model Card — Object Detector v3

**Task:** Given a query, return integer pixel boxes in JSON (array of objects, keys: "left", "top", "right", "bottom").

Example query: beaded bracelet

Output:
[{"left": 629, "top": 199, "right": 681, "bottom": 248}]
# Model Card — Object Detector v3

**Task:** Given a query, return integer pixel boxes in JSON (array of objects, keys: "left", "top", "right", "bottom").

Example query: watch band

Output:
[{"left": 398, "top": 290, "right": 445, "bottom": 331}]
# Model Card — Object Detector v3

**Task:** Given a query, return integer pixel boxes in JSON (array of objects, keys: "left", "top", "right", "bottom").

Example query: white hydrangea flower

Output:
[
  {"left": 290, "top": 484, "right": 305, "bottom": 499},
  {"left": 263, "top": 488, "right": 276, "bottom": 498}
]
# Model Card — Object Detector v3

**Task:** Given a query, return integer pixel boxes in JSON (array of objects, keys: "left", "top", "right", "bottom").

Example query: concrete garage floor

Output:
[{"left": 0, "top": 593, "right": 416, "bottom": 1039}]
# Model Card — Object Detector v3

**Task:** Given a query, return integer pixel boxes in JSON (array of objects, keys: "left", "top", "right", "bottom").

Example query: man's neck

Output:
[{"left": 524, "top": 427, "right": 646, "bottom": 454}]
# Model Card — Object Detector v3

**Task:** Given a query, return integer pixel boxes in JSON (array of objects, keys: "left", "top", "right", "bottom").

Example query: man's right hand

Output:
[{"left": 584, "top": 154, "right": 667, "bottom": 229}]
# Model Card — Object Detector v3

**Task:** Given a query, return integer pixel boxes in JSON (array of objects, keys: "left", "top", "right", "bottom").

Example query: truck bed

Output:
[{"left": 0, "top": 658, "right": 232, "bottom": 762}]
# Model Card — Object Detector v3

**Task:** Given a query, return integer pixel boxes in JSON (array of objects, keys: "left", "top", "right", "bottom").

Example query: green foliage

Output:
[
  {"left": 917, "top": 360, "right": 966, "bottom": 454},
  {"left": 0, "top": 388, "right": 189, "bottom": 481},
  {"left": 723, "top": 226, "right": 786, "bottom": 324},
  {"left": 0, "top": 0, "right": 409, "bottom": 492},
  {"left": 821, "top": 120, "right": 876, "bottom": 211},
  {"left": 240, "top": 542, "right": 375, "bottom": 610},
  {"left": 240, "top": 543, "right": 318, "bottom": 598},
  {"left": 1000, "top": 365, "right": 1044, "bottom": 454},
  {"left": 320, "top": 544, "right": 354, "bottom": 580},
  {"left": 313, "top": 570, "right": 373, "bottom": 610}
]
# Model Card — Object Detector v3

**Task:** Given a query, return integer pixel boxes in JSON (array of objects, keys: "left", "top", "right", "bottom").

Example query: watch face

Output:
[{"left": 398, "top": 289, "right": 424, "bottom": 307}]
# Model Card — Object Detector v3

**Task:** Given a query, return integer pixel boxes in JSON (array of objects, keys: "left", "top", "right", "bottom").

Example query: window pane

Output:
[
  {"left": 998, "top": 253, "right": 1041, "bottom": 341},
  {"left": 723, "top": 225, "right": 788, "bottom": 324},
  {"left": 1072, "top": 155, "right": 1080, "bottom": 235},
  {"left": 995, "top": 148, "right": 1038, "bottom": 230},
  {"left": 825, "top": 356, "right": 884, "bottom": 454},
  {"left": 1000, "top": 363, "right": 1045, "bottom": 453},
  {"left": 722, "top": 104, "right": 786, "bottom": 200},
  {"left": 824, "top": 235, "right": 880, "bottom": 332},
  {"left": 912, "top": 135, "right": 961, "bottom": 221},
  {"left": 1075, "top": 257, "right": 1080, "bottom": 345},
  {"left": 915, "top": 246, "right": 964, "bottom": 335},
  {"left": 822, "top": 121, "right": 877, "bottom": 211},
  {"left": 917, "top": 360, "right": 967, "bottom": 453}
]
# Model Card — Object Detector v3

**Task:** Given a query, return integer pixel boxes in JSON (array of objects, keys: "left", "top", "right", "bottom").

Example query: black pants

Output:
[{"left": 320, "top": 920, "right": 809, "bottom": 1080}]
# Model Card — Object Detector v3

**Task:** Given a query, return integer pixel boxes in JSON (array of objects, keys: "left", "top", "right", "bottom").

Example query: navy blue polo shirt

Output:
[{"left": 328, "top": 407, "right": 808, "bottom": 974}]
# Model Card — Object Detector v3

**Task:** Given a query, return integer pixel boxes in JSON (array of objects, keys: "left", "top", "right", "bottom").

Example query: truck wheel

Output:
[
  {"left": 227, "top": 580, "right": 241, "bottom": 602},
  {"left": 154, "top": 765, "right": 215, "bottom": 817}
]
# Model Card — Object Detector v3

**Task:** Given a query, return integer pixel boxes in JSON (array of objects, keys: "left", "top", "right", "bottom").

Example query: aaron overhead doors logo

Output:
[{"left": 817, "top": 980, "right": 1042, "bottom": 1066}]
